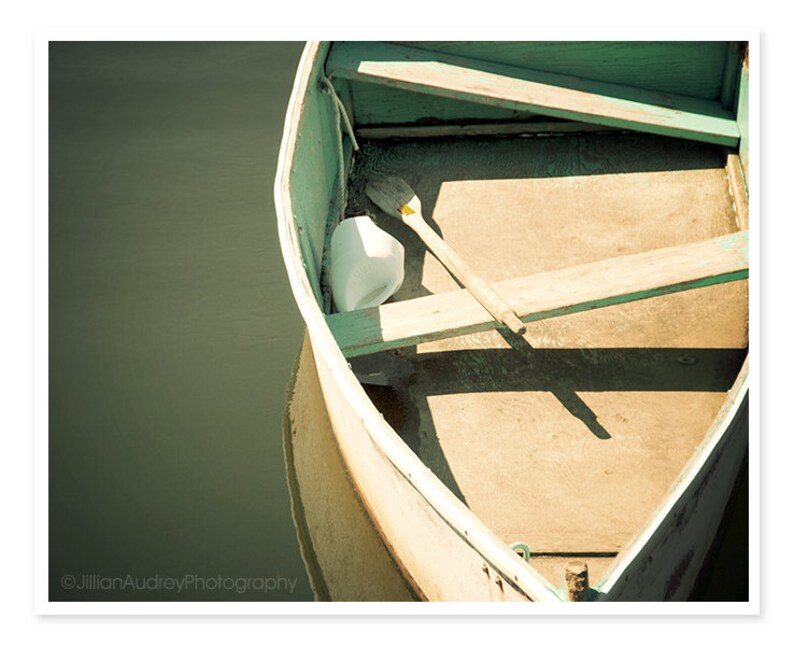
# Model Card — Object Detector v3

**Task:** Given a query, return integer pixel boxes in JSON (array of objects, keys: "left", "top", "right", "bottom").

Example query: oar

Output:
[{"left": 366, "top": 175, "right": 527, "bottom": 336}]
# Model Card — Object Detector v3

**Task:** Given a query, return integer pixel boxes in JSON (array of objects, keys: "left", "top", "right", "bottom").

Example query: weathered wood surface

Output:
[
  {"left": 335, "top": 133, "right": 747, "bottom": 571},
  {"left": 327, "top": 42, "right": 739, "bottom": 146},
  {"left": 346, "top": 78, "right": 530, "bottom": 128},
  {"left": 565, "top": 562, "right": 590, "bottom": 601},
  {"left": 400, "top": 41, "right": 731, "bottom": 101},
  {"left": 284, "top": 335, "right": 417, "bottom": 601},
  {"left": 313, "top": 340, "right": 561, "bottom": 601},
  {"left": 367, "top": 175, "right": 526, "bottom": 336},
  {"left": 279, "top": 43, "right": 563, "bottom": 603},
  {"left": 345, "top": 41, "right": 731, "bottom": 127},
  {"left": 726, "top": 152, "right": 749, "bottom": 231},
  {"left": 281, "top": 46, "right": 750, "bottom": 599},
  {"left": 406, "top": 363, "right": 741, "bottom": 555},
  {"left": 344, "top": 135, "right": 747, "bottom": 351},
  {"left": 531, "top": 555, "right": 614, "bottom": 594},
  {"left": 720, "top": 42, "right": 744, "bottom": 110},
  {"left": 736, "top": 49, "right": 750, "bottom": 183},
  {"left": 597, "top": 362, "right": 748, "bottom": 600},
  {"left": 328, "top": 232, "right": 748, "bottom": 357},
  {"left": 356, "top": 120, "right": 616, "bottom": 140},
  {"left": 320, "top": 137, "right": 356, "bottom": 314},
  {"left": 285, "top": 42, "right": 339, "bottom": 304},
  {"left": 406, "top": 215, "right": 526, "bottom": 335}
]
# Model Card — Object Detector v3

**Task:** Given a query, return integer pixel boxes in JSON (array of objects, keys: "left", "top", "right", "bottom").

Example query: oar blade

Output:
[{"left": 366, "top": 175, "right": 420, "bottom": 218}]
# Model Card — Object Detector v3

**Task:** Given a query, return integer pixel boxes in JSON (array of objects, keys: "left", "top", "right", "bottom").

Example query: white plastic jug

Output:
[{"left": 330, "top": 216, "right": 405, "bottom": 312}]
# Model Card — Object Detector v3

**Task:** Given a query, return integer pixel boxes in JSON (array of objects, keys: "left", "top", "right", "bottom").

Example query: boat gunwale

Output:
[
  {"left": 274, "top": 40, "right": 749, "bottom": 603},
  {"left": 275, "top": 41, "right": 562, "bottom": 602},
  {"left": 596, "top": 360, "right": 748, "bottom": 596}
]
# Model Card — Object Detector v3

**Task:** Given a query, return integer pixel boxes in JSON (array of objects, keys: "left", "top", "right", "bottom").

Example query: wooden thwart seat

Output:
[
  {"left": 326, "top": 232, "right": 749, "bottom": 357},
  {"left": 326, "top": 42, "right": 740, "bottom": 146}
]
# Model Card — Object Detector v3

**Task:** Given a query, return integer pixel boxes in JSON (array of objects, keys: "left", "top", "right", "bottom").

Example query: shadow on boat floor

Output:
[{"left": 358, "top": 343, "right": 746, "bottom": 510}]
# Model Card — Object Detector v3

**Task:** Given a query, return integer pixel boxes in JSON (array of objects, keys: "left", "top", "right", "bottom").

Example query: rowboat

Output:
[{"left": 275, "top": 41, "right": 750, "bottom": 602}]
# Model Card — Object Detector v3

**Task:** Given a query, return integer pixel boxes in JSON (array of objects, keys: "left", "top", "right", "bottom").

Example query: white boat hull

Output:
[{"left": 275, "top": 41, "right": 750, "bottom": 603}]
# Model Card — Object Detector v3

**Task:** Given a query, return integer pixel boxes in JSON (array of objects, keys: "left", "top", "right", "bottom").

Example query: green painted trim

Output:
[
  {"left": 345, "top": 78, "right": 531, "bottom": 126},
  {"left": 295, "top": 219, "right": 323, "bottom": 305},
  {"left": 287, "top": 43, "right": 343, "bottom": 308},
  {"left": 327, "top": 42, "right": 740, "bottom": 146},
  {"left": 736, "top": 52, "right": 750, "bottom": 186},
  {"left": 719, "top": 42, "right": 743, "bottom": 110},
  {"left": 403, "top": 41, "right": 729, "bottom": 101},
  {"left": 527, "top": 270, "right": 748, "bottom": 321},
  {"left": 320, "top": 137, "right": 355, "bottom": 314}
]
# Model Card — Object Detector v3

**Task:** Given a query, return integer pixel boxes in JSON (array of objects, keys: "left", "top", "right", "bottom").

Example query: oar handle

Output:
[{"left": 407, "top": 216, "right": 527, "bottom": 336}]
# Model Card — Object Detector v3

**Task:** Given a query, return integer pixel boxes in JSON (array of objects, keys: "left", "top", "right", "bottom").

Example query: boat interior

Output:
[{"left": 297, "top": 42, "right": 749, "bottom": 592}]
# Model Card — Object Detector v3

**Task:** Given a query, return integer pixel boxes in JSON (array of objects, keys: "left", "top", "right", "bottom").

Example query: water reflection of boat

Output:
[
  {"left": 283, "top": 334, "right": 417, "bottom": 601},
  {"left": 275, "top": 41, "right": 750, "bottom": 601}
]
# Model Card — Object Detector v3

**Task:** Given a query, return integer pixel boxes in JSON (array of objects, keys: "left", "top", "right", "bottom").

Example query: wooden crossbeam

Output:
[
  {"left": 355, "top": 121, "right": 615, "bottom": 140},
  {"left": 326, "top": 232, "right": 749, "bottom": 357},
  {"left": 326, "top": 42, "right": 740, "bottom": 146}
]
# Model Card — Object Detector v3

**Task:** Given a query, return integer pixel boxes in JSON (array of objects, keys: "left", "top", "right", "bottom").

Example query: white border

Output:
[
  {"left": 33, "top": 26, "right": 50, "bottom": 619},
  {"left": 34, "top": 28, "right": 760, "bottom": 617}
]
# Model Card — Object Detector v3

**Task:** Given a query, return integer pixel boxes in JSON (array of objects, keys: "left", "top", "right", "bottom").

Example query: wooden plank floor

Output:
[{"left": 345, "top": 132, "right": 748, "bottom": 585}]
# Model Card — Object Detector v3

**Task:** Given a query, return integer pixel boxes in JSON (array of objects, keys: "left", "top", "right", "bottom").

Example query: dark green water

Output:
[{"left": 49, "top": 41, "right": 313, "bottom": 601}]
